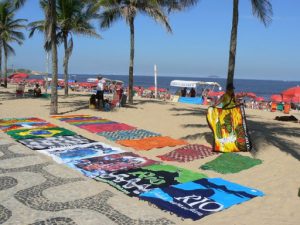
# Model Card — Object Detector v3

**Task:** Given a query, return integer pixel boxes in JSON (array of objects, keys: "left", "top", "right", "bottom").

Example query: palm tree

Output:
[
  {"left": 226, "top": 0, "right": 272, "bottom": 89},
  {"left": 0, "top": 1, "right": 26, "bottom": 88},
  {"left": 30, "top": 0, "right": 100, "bottom": 97},
  {"left": 56, "top": 0, "right": 100, "bottom": 96},
  {"left": 99, "top": 0, "right": 172, "bottom": 104},
  {"left": 45, "top": 0, "right": 59, "bottom": 114}
]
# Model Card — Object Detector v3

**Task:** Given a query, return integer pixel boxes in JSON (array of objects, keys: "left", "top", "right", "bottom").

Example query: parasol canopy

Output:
[
  {"left": 235, "top": 92, "right": 256, "bottom": 98},
  {"left": 281, "top": 86, "right": 300, "bottom": 97},
  {"left": 270, "top": 94, "right": 282, "bottom": 102},
  {"left": 255, "top": 96, "right": 265, "bottom": 102},
  {"left": 207, "top": 91, "right": 225, "bottom": 97},
  {"left": 8, "top": 73, "right": 29, "bottom": 79}
]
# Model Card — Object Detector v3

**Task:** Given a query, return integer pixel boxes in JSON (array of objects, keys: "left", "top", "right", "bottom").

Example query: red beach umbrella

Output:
[
  {"left": 236, "top": 92, "right": 256, "bottom": 98},
  {"left": 282, "top": 86, "right": 300, "bottom": 97},
  {"left": 207, "top": 91, "right": 225, "bottom": 97},
  {"left": 8, "top": 73, "right": 29, "bottom": 79},
  {"left": 158, "top": 88, "right": 167, "bottom": 92},
  {"left": 270, "top": 94, "right": 282, "bottom": 102},
  {"left": 291, "top": 96, "right": 300, "bottom": 103},
  {"left": 255, "top": 96, "right": 265, "bottom": 102},
  {"left": 147, "top": 86, "right": 156, "bottom": 91}
]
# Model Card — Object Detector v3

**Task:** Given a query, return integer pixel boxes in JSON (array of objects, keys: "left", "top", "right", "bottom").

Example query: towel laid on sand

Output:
[
  {"left": 95, "top": 164, "right": 207, "bottom": 196},
  {"left": 200, "top": 153, "right": 262, "bottom": 174},
  {"left": 6, "top": 127, "right": 76, "bottom": 140},
  {"left": 117, "top": 136, "right": 188, "bottom": 151},
  {"left": 140, "top": 178, "right": 264, "bottom": 220},
  {"left": 98, "top": 129, "right": 161, "bottom": 142},
  {"left": 157, "top": 144, "right": 217, "bottom": 162}
]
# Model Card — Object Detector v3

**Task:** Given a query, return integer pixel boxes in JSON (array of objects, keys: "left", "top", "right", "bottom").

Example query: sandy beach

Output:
[{"left": 0, "top": 85, "right": 300, "bottom": 225}]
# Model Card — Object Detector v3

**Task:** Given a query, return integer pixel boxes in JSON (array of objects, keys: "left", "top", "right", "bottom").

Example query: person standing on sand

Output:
[{"left": 96, "top": 76, "right": 106, "bottom": 109}]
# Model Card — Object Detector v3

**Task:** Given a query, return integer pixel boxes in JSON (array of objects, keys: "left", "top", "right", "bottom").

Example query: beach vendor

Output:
[{"left": 96, "top": 76, "right": 106, "bottom": 109}]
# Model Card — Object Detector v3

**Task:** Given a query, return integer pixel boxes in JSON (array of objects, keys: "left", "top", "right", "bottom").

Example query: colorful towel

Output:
[
  {"left": 157, "top": 144, "right": 217, "bottom": 162},
  {"left": 95, "top": 164, "right": 207, "bottom": 196},
  {"left": 98, "top": 129, "right": 161, "bottom": 142},
  {"left": 69, "top": 152, "right": 159, "bottom": 178},
  {"left": 2, "top": 122, "right": 57, "bottom": 132},
  {"left": 206, "top": 105, "right": 252, "bottom": 152},
  {"left": 39, "top": 142, "right": 124, "bottom": 164},
  {"left": 140, "top": 178, "right": 264, "bottom": 220},
  {"left": 78, "top": 123, "right": 136, "bottom": 133},
  {"left": 0, "top": 118, "right": 45, "bottom": 129},
  {"left": 6, "top": 127, "right": 76, "bottom": 140},
  {"left": 58, "top": 117, "right": 100, "bottom": 122},
  {"left": 18, "top": 135, "right": 94, "bottom": 150},
  {"left": 51, "top": 115, "right": 92, "bottom": 119},
  {"left": 75, "top": 120, "right": 117, "bottom": 127},
  {"left": 200, "top": 153, "right": 262, "bottom": 174},
  {"left": 116, "top": 136, "right": 188, "bottom": 151}
]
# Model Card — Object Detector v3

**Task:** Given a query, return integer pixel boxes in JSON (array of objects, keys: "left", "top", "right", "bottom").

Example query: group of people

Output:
[
  {"left": 90, "top": 76, "right": 124, "bottom": 111},
  {"left": 16, "top": 81, "right": 42, "bottom": 97},
  {"left": 180, "top": 87, "right": 196, "bottom": 97}
]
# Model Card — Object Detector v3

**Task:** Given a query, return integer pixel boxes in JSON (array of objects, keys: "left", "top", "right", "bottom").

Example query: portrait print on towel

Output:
[
  {"left": 70, "top": 152, "right": 159, "bottom": 178},
  {"left": 18, "top": 135, "right": 95, "bottom": 150},
  {"left": 6, "top": 127, "right": 76, "bottom": 140},
  {"left": 39, "top": 142, "right": 124, "bottom": 163},
  {"left": 95, "top": 164, "right": 207, "bottom": 196},
  {"left": 140, "top": 178, "right": 264, "bottom": 220}
]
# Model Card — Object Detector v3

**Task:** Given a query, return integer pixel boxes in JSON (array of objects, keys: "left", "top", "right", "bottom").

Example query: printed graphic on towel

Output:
[
  {"left": 18, "top": 135, "right": 94, "bottom": 150},
  {"left": 1, "top": 122, "right": 57, "bottom": 132},
  {"left": 39, "top": 142, "right": 124, "bottom": 163},
  {"left": 95, "top": 164, "right": 207, "bottom": 196},
  {"left": 70, "top": 152, "right": 159, "bottom": 178},
  {"left": 6, "top": 127, "right": 76, "bottom": 140},
  {"left": 140, "top": 178, "right": 264, "bottom": 220},
  {"left": 0, "top": 118, "right": 46, "bottom": 130}
]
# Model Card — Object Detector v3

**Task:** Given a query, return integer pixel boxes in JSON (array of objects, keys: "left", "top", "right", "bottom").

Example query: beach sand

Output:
[{"left": 0, "top": 85, "right": 299, "bottom": 225}]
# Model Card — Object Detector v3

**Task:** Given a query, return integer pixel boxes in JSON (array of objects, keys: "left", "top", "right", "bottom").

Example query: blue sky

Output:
[{"left": 10, "top": 0, "right": 300, "bottom": 80}]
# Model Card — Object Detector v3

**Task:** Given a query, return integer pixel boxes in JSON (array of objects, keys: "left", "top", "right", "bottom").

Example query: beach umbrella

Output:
[
  {"left": 255, "top": 96, "right": 265, "bottom": 102},
  {"left": 8, "top": 73, "right": 29, "bottom": 79},
  {"left": 158, "top": 88, "right": 167, "bottom": 92},
  {"left": 147, "top": 86, "right": 156, "bottom": 91},
  {"left": 270, "top": 94, "right": 282, "bottom": 102},
  {"left": 208, "top": 91, "right": 225, "bottom": 97},
  {"left": 282, "top": 86, "right": 300, "bottom": 97},
  {"left": 236, "top": 92, "right": 256, "bottom": 98},
  {"left": 291, "top": 96, "right": 300, "bottom": 104}
]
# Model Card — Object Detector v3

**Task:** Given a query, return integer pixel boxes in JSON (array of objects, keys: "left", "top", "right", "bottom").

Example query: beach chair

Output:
[{"left": 271, "top": 102, "right": 277, "bottom": 112}]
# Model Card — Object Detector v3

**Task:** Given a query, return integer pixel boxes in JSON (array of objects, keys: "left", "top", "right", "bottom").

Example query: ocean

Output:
[{"left": 65, "top": 74, "right": 299, "bottom": 100}]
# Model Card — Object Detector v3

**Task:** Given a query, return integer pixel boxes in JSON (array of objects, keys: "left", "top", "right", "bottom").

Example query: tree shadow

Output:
[
  {"left": 55, "top": 100, "right": 89, "bottom": 115},
  {"left": 180, "top": 113, "right": 300, "bottom": 160},
  {"left": 169, "top": 107, "right": 208, "bottom": 116}
]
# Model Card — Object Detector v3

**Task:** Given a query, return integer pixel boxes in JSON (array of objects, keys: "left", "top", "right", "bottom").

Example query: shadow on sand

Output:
[{"left": 173, "top": 106, "right": 300, "bottom": 161}]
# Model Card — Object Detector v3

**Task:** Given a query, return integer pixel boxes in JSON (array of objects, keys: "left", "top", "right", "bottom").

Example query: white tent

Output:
[{"left": 170, "top": 80, "right": 221, "bottom": 89}]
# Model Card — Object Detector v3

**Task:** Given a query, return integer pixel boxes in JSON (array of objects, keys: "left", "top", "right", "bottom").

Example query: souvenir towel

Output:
[
  {"left": 69, "top": 152, "right": 159, "bottom": 178},
  {"left": 6, "top": 127, "right": 76, "bottom": 140},
  {"left": 207, "top": 105, "right": 252, "bottom": 152},
  {"left": 117, "top": 136, "right": 188, "bottom": 151},
  {"left": 39, "top": 142, "right": 124, "bottom": 163},
  {"left": 0, "top": 118, "right": 45, "bottom": 129},
  {"left": 200, "top": 153, "right": 262, "bottom": 174},
  {"left": 2, "top": 122, "right": 57, "bottom": 132},
  {"left": 157, "top": 144, "right": 217, "bottom": 162},
  {"left": 18, "top": 135, "right": 94, "bottom": 150},
  {"left": 95, "top": 164, "right": 207, "bottom": 196},
  {"left": 98, "top": 129, "right": 161, "bottom": 142},
  {"left": 51, "top": 115, "right": 92, "bottom": 119},
  {"left": 140, "top": 178, "right": 264, "bottom": 220},
  {"left": 78, "top": 123, "right": 136, "bottom": 133}
]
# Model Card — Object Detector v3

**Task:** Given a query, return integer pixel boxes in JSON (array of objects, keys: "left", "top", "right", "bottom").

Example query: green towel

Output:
[
  {"left": 6, "top": 127, "right": 76, "bottom": 140},
  {"left": 200, "top": 153, "right": 262, "bottom": 174}
]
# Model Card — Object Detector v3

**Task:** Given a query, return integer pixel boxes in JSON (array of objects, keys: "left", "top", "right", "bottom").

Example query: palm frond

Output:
[{"left": 251, "top": 0, "right": 273, "bottom": 26}]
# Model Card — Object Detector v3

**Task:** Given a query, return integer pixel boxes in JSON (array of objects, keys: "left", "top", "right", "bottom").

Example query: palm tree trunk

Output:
[
  {"left": 226, "top": 0, "right": 239, "bottom": 89},
  {"left": 4, "top": 48, "right": 7, "bottom": 88},
  {"left": 50, "top": 0, "right": 58, "bottom": 115},
  {"left": 0, "top": 47, "right": 2, "bottom": 86},
  {"left": 63, "top": 36, "right": 69, "bottom": 96},
  {"left": 128, "top": 18, "right": 135, "bottom": 105}
]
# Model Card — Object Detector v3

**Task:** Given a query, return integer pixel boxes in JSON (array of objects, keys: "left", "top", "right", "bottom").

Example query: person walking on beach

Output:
[{"left": 96, "top": 76, "right": 106, "bottom": 109}]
